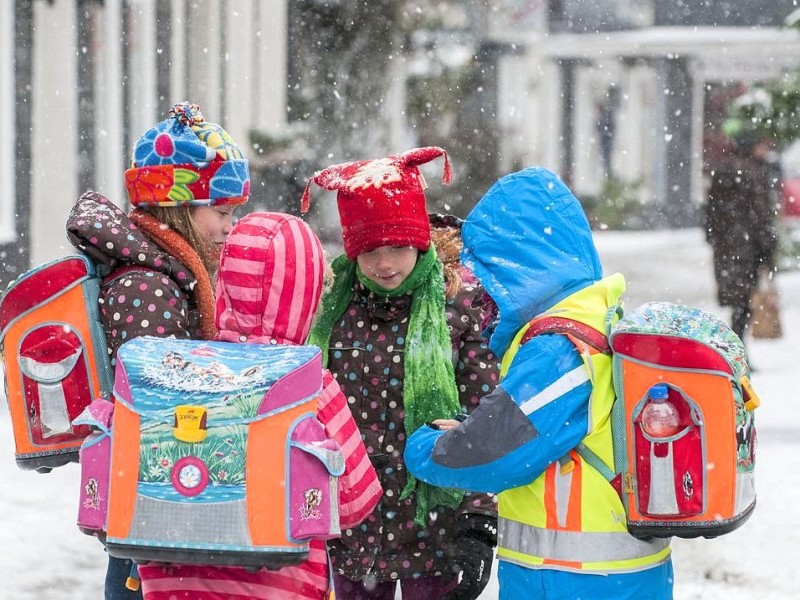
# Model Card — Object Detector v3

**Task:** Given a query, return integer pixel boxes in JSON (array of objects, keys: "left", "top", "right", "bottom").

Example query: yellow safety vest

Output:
[{"left": 496, "top": 274, "right": 671, "bottom": 573}]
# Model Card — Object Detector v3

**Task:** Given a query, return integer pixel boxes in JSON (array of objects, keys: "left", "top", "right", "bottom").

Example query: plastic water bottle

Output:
[{"left": 641, "top": 384, "right": 680, "bottom": 437}]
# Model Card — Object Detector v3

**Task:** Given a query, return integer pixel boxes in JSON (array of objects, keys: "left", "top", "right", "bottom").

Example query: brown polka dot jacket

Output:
[
  {"left": 66, "top": 191, "right": 215, "bottom": 366},
  {"left": 325, "top": 271, "right": 500, "bottom": 584}
]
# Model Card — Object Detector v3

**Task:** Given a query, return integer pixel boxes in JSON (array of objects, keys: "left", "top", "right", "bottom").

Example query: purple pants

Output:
[{"left": 332, "top": 572, "right": 458, "bottom": 599}]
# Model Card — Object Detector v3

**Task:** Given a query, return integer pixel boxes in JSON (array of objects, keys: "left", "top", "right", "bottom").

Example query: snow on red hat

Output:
[{"left": 300, "top": 146, "right": 452, "bottom": 260}]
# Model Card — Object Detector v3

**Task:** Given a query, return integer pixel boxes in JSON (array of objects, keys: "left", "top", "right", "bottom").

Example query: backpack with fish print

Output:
[{"left": 75, "top": 336, "right": 345, "bottom": 569}]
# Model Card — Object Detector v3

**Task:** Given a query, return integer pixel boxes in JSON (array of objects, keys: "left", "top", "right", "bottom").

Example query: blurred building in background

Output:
[
  {"left": 2, "top": 0, "right": 800, "bottom": 287},
  {"left": 486, "top": 0, "right": 800, "bottom": 227},
  {"left": 2, "top": 0, "right": 289, "bottom": 286}
]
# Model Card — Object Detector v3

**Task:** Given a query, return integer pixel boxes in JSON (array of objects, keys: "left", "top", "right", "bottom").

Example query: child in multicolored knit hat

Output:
[
  {"left": 302, "top": 147, "right": 500, "bottom": 600},
  {"left": 66, "top": 101, "right": 249, "bottom": 600}
]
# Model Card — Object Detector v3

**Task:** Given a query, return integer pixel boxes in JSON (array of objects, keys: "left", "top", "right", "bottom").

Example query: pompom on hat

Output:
[
  {"left": 300, "top": 146, "right": 452, "bottom": 260},
  {"left": 124, "top": 101, "right": 250, "bottom": 208}
]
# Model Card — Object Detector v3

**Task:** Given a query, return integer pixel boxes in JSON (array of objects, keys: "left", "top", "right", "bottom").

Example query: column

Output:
[{"left": 651, "top": 56, "right": 696, "bottom": 227}]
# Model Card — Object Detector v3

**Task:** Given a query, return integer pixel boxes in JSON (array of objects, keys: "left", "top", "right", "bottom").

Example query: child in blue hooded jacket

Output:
[{"left": 404, "top": 167, "right": 674, "bottom": 600}]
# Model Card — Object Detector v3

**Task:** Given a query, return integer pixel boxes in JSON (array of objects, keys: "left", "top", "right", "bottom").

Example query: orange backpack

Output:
[
  {"left": 0, "top": 255, "right": 114, "bottom": 472},
  {"left": 526, "top": 302, "right": 759, "bottom": 539},
  {"left": 77, "top": 336, "right": 344, "bottom": 568}
]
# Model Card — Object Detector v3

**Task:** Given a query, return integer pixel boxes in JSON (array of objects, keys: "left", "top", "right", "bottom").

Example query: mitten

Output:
[{"left": 443, "top": 514, "right": 497, "bottom": 600}]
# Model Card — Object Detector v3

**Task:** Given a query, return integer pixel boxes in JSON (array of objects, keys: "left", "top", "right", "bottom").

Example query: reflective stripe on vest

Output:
[
  {"left": 499, "top": 518, "right": 671, "bottom": 566},
  {"left": 496, "top": 274, "right": 671, "bottom": 573}
]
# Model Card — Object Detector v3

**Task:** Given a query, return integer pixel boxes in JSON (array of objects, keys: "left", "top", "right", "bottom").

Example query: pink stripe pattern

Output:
[{"left": 140, "top": 213, "right": 381, "bottom": 600}]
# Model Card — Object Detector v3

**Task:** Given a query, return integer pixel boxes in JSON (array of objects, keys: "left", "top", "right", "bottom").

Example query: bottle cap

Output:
[{"left": 650, "top": 384, "right": 669, "bottom": 400}]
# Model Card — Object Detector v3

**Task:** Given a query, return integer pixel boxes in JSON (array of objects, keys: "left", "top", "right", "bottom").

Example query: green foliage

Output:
[
  {"left": 582, "top": 177, "right": 645, "bottom": 230},
  {"left": 726, "top": 71, "right": 800, "bottom": 150},
  {"left": 724, "top": 12, "right": 800, "bottom": 149}
]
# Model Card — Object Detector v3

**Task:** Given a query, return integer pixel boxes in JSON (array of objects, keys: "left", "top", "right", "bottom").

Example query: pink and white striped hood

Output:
[{"left": 215, "top": 212, "right": 325, "bottom": 345}]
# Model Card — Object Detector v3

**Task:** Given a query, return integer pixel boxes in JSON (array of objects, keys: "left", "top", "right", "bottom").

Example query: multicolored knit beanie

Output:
[{"left": 125, "top": 101, "right": 250, "bottom": 207}]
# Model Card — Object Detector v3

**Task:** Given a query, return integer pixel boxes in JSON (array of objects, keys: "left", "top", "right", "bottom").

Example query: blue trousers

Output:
[
  {"left": 105, "top": 554, "right": 142, "bottom": 600},
  {"left": 497, "top": 558, "right": 674, "bottom": 600}
]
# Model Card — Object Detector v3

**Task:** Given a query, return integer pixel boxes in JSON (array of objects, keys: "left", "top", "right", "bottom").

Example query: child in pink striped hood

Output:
[{"left": 137, "top": 212, "right": 382, "bottom": 600}]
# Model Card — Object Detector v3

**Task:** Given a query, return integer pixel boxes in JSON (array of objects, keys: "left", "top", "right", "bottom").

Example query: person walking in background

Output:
[
  {"left": 302, "top": 147, "right": 499, "bottom": 600},
  {"left": 596, "top": 86, "right": 620, "bottom": 178},
  {"left": 66, "top": 102, "right": 250, "bottom": 600},
  {"left": 404, "top": 167, "right": 674, "bottom": 600},
  {"left": 136, "top": 212, "right": 382, "bottom": 599},
  {"left": 703, "top": 123, "right": 780, "bottom": 341}
]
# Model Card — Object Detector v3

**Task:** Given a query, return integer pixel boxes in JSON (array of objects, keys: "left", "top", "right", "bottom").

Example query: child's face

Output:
[
  {"left": 192, "top": 205, "right": 237, "bottom": 251},
  {"left": 357, "top": 245, "right": 419, "bottom": 290}
]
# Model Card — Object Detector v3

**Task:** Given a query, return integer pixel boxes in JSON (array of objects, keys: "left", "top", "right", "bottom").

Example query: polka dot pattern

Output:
[
  {"left": 326, "top": 278, "right": 499, "bottom": 583},
  {"left": 66, "top": 191, "right": 204, "bottom": 363}
]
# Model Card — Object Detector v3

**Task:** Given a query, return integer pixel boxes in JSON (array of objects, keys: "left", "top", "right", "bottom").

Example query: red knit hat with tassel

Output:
[{"left": 300, "top": 147, "right": 452, "bottom": 260}]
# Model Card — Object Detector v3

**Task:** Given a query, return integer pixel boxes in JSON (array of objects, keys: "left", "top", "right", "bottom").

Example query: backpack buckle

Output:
[{"left": 740, "top": 376, "right": 760, "bottom": 411}]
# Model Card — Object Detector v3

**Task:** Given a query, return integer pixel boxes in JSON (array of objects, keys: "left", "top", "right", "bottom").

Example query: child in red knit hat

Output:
[
  {"left": 135, "top": 212, "right": 382, "bottom": 600},
  {"left": 303, "top": 148, "right": 500, "bottom": 600}
]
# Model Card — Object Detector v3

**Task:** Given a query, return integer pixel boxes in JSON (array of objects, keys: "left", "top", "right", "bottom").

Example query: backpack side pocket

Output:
[
  {"left": 73, "top": 399, "right": 114, "bottom": 537},
  {"left": 288, "top": 416, "right": 345, "bottom": 541}
]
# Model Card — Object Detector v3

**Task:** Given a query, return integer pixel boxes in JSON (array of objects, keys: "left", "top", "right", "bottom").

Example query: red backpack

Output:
[
  {"left": 0, "top": 255, "right": 138, "bottom": 472},
  {"left": 524, "top": 302, "right": 758, "bottom": 539}
]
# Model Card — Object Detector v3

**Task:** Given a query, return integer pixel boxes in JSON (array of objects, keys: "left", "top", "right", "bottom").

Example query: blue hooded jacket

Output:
[
  {"left": 404, "top": 167, "right": 605, "bottom": 493},
  {"left": 462, "top": 167, "right": 603, "bottom": 357}
]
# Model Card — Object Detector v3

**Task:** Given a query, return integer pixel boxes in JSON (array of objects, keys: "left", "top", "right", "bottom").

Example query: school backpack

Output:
[
  {"left": 526, "top": 302, "right": 758, "bottom": 540},
  {"left": 0, "top": 255, "right": 115, "bottom": 472},
  {"left": 75, "top": 336, "right": 345, "bottom": 569}
]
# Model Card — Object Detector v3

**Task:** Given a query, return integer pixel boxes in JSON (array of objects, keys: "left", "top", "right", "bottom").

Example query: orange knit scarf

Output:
[{"left": 129, "top": 210, "right": 217, "bottom": 341}]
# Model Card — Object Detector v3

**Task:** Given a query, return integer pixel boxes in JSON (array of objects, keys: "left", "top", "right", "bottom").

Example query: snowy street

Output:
[{"left": 2, "top": 227, "right": 799, "bottom": 599}]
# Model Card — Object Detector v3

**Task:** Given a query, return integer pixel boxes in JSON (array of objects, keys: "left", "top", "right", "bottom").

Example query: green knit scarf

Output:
[{"left": 308, "top": 246, "right": 464, "bottom": 526}]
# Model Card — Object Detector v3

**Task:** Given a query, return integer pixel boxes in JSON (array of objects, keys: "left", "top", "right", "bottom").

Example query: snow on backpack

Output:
[
  {"left": 526, "top": 302, "right": 758, "bottom": 539},
  {"left": 74, "top": 336, "right": 345, "bottom": 569},
  {"left": 0, "top": 255, "right": 115, "bottom": 472}
]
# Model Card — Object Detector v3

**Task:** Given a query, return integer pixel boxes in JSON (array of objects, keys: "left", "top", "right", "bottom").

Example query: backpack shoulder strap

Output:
[
  {"left": 521, "top": 316, "right": 617, "bottom": 483},
  {"left": 520, "top": 316, "right": 611, "bottom": 355},
  {"left": 575, "top": 442, "right": 615, "bottom": 482}
]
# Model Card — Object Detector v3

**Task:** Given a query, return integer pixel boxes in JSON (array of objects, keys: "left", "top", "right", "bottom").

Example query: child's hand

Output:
[{"left": 430, "top": 418, "right": 461, "bottom": 431}]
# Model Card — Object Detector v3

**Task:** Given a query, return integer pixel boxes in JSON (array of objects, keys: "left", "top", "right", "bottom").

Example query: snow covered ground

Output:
[{"left": 1, "top": 227, "right": 798, "bottom": 599}]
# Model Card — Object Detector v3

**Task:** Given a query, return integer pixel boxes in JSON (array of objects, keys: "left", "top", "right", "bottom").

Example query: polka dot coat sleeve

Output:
[
  {"left": 446, "top": 283, "right": 500, "bottom": 518},
  {"left": 446, "top": 283, "right": 500, "bottom": 413},
  {"left": 100, "top": 270, "right": 196, "bottom": 362}
]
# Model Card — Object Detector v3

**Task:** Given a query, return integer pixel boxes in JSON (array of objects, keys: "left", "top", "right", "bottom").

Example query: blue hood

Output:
[{"left": 461, "top": 167, "right": 603, "bottom": 357}]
